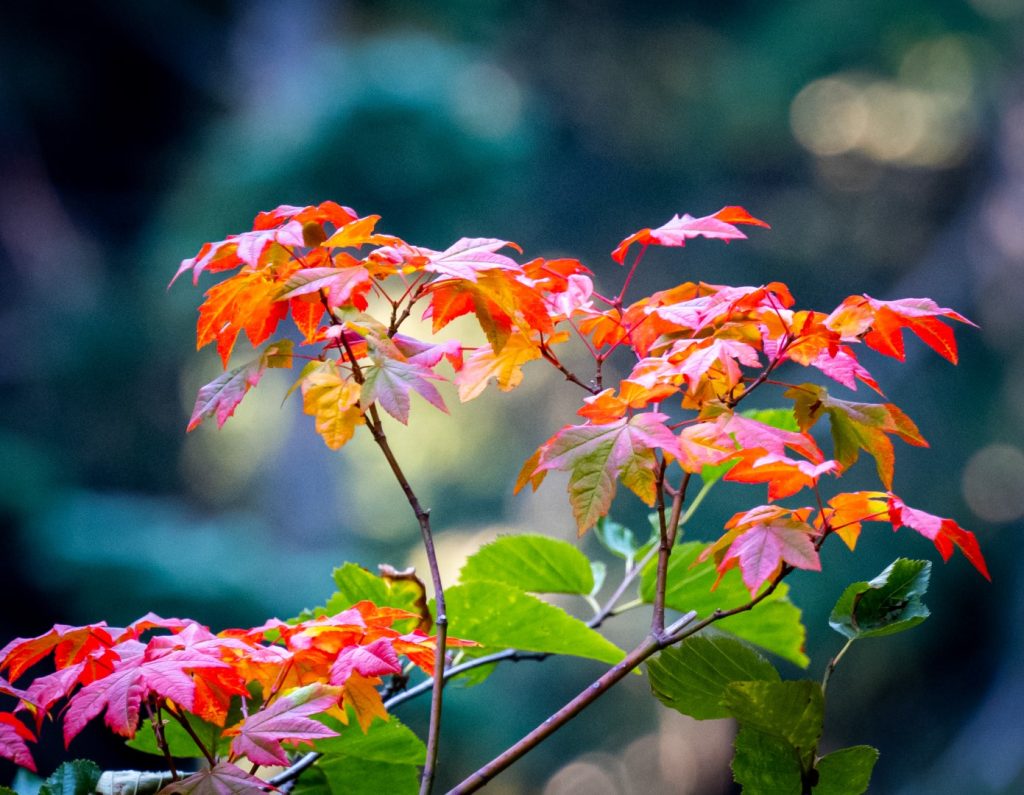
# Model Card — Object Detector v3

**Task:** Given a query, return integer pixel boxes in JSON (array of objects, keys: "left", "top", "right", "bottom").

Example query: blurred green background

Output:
[{"left": 2, "top": 1, "right": 1022, "bottom": 792}]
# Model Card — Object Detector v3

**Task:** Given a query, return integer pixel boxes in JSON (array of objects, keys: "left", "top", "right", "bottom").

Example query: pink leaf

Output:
[
  {"left": 227, "top": 683, "right": 341, "bottom": 767},
  {"left": 329, "top": 638, "right": 403, "bottom": 686},
  {"left": 887, "top": 496, "right": 990, "bottom": 580},
  {"left": 425, "top": 237, "right": 523, "bottom": 282},
  {"left": 0, "top": 712, "right": 35, "bottom": 772},
  {"left": 724, "top": 520, "right": 822, "bottom": 595}
]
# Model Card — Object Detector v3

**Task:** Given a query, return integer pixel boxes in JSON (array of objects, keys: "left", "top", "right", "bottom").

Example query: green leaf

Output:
[
  {"left": 313, "top": 757, "right": 420, "bottom": 795},
  {"left": 814, "top": 745, "right": 879, "bottom": 794},
  {"left": 445, "top": 581, "right": 626, "bottom": 664},
  {"left": 460, "top": 534, "right": 594, "bottom": 594},
  {"left": 640, "top": 542, "right": 808, "bottom": 666},
  {"left": 731, "top": 725, "right": 803, "bottom": 794},
  {"left": 296, "top": 563, "right": 427, "bottom": 630},
  {"left": 829, "top": 559, "right": 931, "bottom": 640},
  {"left": 589, "top": 561, "right": 606, "bottom": 596},
  {"left": 647, "top": 634, "right": 780, "bottom": 720},
  {"left": 295, "top": 712, "right": 425, "bottom": 795},
  {"left": 0, "top": 787, "right": 17, "bottom": 795},
  {"left": 741, "top": 407, "right": 800, "bottom": 432},
  {"left": 126, "top": 713, "right": 228, "bottom": 758},
  {"left": 10, "top": 770, "right": 43, "bottom": 795},
  {"left": 39, "top": 760, "right": 102, "bottom": 795},
  {"left": 699, "top": 457, "right": 738, "bottom": 485},
  {"left": 723, "top": 681, "right": 824, "bottom": 765},
  {"left": 594, "top": 516, "right": 646, "bottom": 560}
]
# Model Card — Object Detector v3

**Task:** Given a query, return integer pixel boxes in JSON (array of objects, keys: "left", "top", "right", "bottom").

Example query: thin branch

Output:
[
  {"left": 651, "top": 472, "right": 690, "bottom": 638},
  {"left": 447, "top": 566, "right": 795, "bottom": 793},
  {"left": 538, "top": 338, "right": 599, "bottom": 394},
  {"left": 332, "top": 320, "right": 449, "bottom": 795},
  {"left": 164, "top": 703, "right": 217, "bottom": 769},
  {"left": 146, "top": 699, "right": 179, "bottom": 782}
]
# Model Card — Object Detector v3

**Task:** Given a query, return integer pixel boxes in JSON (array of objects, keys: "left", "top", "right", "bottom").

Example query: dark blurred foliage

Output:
[{"left": 2, "top": 1, "right": 1023, "bottom": 792}]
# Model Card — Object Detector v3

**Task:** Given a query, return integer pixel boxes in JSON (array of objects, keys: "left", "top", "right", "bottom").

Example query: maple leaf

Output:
[
  {"left": 424, "top": 237, "right": 523, "bottom": 281},
  {"left": 786, "top": 383, "right": 926, "bottom": 489},
  {"left": 172, "top": 221, "right": 307, "bottom": 286},
  {"left": 700, "top": 505, "right": 820, "bottom": 595},
  {"left": 158, "top": 762, "right": 271, "bottom": 794},
  {"left": 0, "top": 623, "right": 118, "bottom": 683},
  {"left": 187, "top": 340, "right": 293, "bottom": 432},
  {"left": 888, "top": 496, "right": 990, "bottom": 580},
  {"left": 454, "top": 331, "right": 565, "bottom": 402},
  {"left": 0, "top": 712, "right": 35, "bottom": 772},
  {"left": 817, "top": 491, "right": 890, "bottom": 550},
  {"left": 341, "top": 672, "right": 388, "bottom": 732},
  {"left": 329, "top": 637, "right": 403, "bottom": 686},
  {"left": 612, "top": 207, "right": 769, "bottom": 264},
  {"left": 522, "top": 413, "right": 680, "bottom": 535},
  {"left": 321, "top": 214, "right": 403, "bottom": 249},
  {"left": 63, "top": 632, "right": 238, "bottom": 743},
  {"left": 724, "top": 451, "right": 838, "bottom": 500},
  {"left": 253, "top": 201, "right": 359, "bottom": 231},
  {"left": 225, "top": 683, "right": 341, "bottom": 767},
  {"left": 578, "top": 380, "right": 679, "bottom": 423},
  {"left": 299, "top": 361, "right": 364, "bottom": 450},
  {"left": 825, "top": 295, "right": 974, "bottom": 364},
  {"left": 426, "top": 270, "right": 554, "bottom": 353},
  {"left": 196, "top": 270, "right": 292, "bottom": 367},
  {"left": 361, "top": 344, "right": 448, "bottom": 424},
  {"left": 276, "top": 255, "right": 373, "bottom": 312}
]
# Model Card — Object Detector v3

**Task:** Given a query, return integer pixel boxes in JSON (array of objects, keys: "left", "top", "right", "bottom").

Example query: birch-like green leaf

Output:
[
  {"left": 814, "top": 745, "right": 879, "bottom": 794},
  {"left": 829, "top": 559, "right": 931, "bottom": 640},
  {"left": 444, "top": 582, "right": 625, "bottom": 664},
  {"left": 460, "top": 534, "right": 594, "bottom": 594},
  {"left": 647, "top": 635, "right": 779, "bottom": 720}
]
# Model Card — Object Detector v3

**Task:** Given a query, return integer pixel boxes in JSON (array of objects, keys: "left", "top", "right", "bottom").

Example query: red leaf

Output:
[{"left": 888, "top": 496, "right": 990, "bottom": 580}]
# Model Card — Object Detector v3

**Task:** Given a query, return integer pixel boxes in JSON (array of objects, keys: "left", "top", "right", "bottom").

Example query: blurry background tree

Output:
[{"left": 1, "top": 1, "right": 1022, "bottom": 792}]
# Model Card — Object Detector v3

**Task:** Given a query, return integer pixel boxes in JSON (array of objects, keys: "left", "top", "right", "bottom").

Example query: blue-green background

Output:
[{"left": 2, "top": 1, "right": 1022, "bottom": 792}]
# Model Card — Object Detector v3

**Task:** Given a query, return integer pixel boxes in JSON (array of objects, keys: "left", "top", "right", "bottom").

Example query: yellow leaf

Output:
[{"left": 301, "top": 361, "right": 364, "bottom": 449}]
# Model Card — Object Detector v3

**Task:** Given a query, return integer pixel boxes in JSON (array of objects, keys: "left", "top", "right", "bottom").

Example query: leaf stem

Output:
[{"left": 821, "top": 637, "right": 855, "bottom": 696}]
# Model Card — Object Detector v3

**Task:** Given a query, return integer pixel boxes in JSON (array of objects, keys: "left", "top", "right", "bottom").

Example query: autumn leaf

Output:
[
  {"left": 300, "top": 361, "right": 364, "bottom": 450},
  {"left": 187, "top": 340, "right": 293, "bottom": 431},
  {"left": 424, "top": 237, "right": 522, "bottom": 281},
  {"left": 786, "top": 383, "right": 926, "bottom": 489},
  {"left": 196, "top": 270, "right": 291, "bottom": 367},
  {"left": 699, "top": 506, "right": 820, "bottom": 595},
  {"left": 0, "top": 713, "right": 35, "bottom": 772},
  {"left": 825, "top": 295, "right": 974, "bottom": 364},
  {"left": 888, "top": 496, "right": 990, "bottom": 580},
  {"left": 225, "top": 683, "right": 341, "bottom": 767},
  {"left": 455, "top": 331, "right": 557, "bottom": 401},
  {"left": 724, "top": 451, "right": 838, "bottom": 500},
  {"left": 361, "top": 349, "right": 448, "bottom": 424},
  {"left": 329, "top": 638, "right": 403, "bottom": 687},
  {"left": 612, "top": 206, "right": 769, "bottom": 264},
  {"left": 522, "top": 413, "right": 680, "bottom": 534},
  {"left": 172, "top": 221, "right": 306, "bottom": 286},
  {"left": 158, "top": 762, "right": 271, "bottom": 794},
  {"left": 817, "top": 491, "right": 890, "bottom": 550}
]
